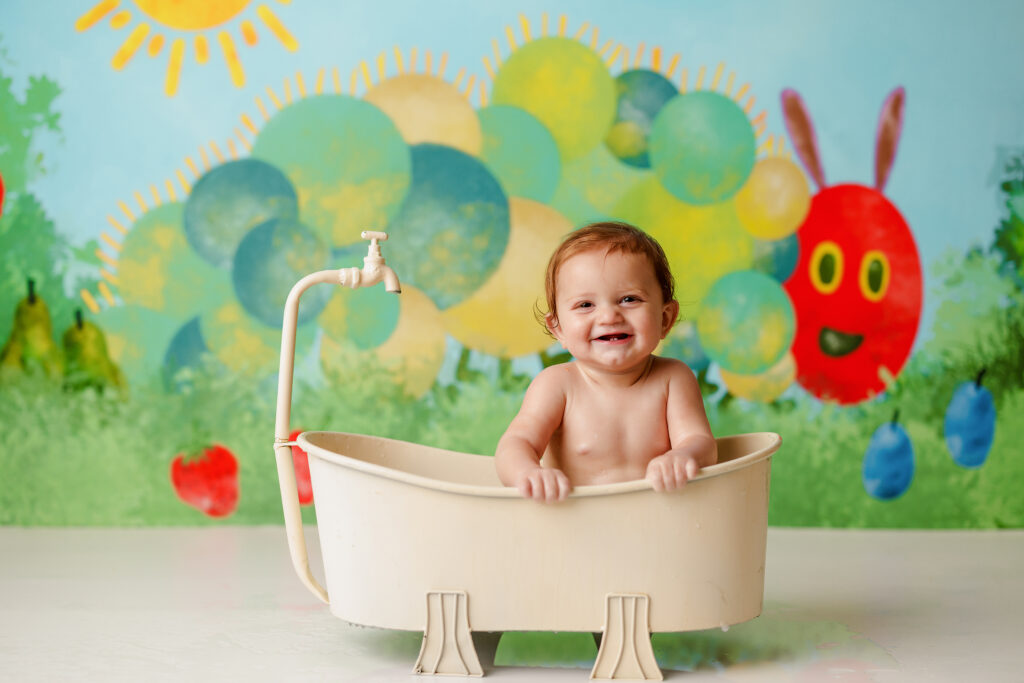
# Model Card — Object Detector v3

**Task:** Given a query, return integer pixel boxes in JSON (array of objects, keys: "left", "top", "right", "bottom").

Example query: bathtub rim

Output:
[{"left": 298, "top": 431, "right": 781, "bottom": 500}]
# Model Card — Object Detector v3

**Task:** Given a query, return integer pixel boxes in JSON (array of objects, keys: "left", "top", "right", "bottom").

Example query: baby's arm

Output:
[
  {"left": 495, "top": 366, "right": 571, "bottom": 503},
  {"left": 646, "top": 360, "right": 718, "bottom": 492}
]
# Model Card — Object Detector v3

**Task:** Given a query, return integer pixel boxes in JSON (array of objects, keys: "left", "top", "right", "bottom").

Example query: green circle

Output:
[
  {"left": 250, "top": 95, "right": 411, "bottom": 247},
  {"left": 696, "top": 270, "right": 795, "bottom": 374},
  {"left": 649, "top": 91, "right": 756, "bottom": 205},
  {"left": 479, "top": 105, "right": 561, "bottom": 203},
  {"left": 117, "top": 202, "right": 233, "bottom": 322},
  {"left": 492, "top": 37, "right": 616, "bottom": 162}
]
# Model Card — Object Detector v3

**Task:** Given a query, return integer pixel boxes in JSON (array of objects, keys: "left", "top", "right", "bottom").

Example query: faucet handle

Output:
[{"left": 361, "top": 230, "right": 388, "bottom": 242}]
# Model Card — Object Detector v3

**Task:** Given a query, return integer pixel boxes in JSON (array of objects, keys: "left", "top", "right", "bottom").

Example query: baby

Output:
[{"left": 495, "top": 221, "right": 717, "bottom": 502}]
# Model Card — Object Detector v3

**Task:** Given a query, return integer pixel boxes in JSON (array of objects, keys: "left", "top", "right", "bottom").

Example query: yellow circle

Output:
[
  {"left": 734, "top": 157, "right": 811, "bottom": 240},
  {"left": 809, "top": 241, "right": 844, "bottom": 295},
  {"left": 614, "top": 176, "right": 754, "bottom": 308},
  {"left": 364, "top": 74, "right": 482, "bottom": 156},
  {"left": 320, "top": 284, "right": 446, "bottom": 398},
  {"left": 719, "top": 352, "right": 796, "bottom": 403},
  {"left": 859, "top": 250, "right": 891, "bottom": 302},
  {"left": 442, "top": 198, "right": 572, "bottom": 357},
  {"left": 132, "top": 0, "right": 251, "bottom": 31},
  {"left": 200, "top": 301, "right": 312, "bottom": 375}
]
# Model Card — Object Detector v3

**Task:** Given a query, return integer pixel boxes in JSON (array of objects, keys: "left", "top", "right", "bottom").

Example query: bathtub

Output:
[
  {"left": 279, "top": 430, "right": 779, "bottom": 679},
  {"left": 272, "top": 254, "right": 780, "bottom": 679}
]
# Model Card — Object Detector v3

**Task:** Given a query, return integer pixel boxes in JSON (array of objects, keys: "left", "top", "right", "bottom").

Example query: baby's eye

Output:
[
  {"left": 575, "top": 301, "right": 593, "bottom": 309},
  {"left": 621, "top": 295, "right": 640, "bottom": 303}
]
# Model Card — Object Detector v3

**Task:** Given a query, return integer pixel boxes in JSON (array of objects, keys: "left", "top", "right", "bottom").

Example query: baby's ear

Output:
[
  {"left": 661, "top": 300, "right": 680, "bottom": 337},
  {"left": 545, "top": 313, "right": 561, "bottom": 338}
]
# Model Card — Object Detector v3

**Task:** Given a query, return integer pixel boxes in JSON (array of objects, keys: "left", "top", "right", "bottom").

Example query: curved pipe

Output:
[{"left": 273, "top": 269, "right": 341, "bottom": 605}]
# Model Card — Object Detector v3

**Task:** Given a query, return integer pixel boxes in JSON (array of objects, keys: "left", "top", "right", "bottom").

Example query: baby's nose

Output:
[{"left": 597, "top": 305, "right": 623, "bottom": 322}]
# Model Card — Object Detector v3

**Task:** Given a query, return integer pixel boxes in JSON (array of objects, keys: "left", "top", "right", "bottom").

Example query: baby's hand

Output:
[
  {"left": 515, "top": 466, "right": 571, "bottom": 503},
  {"left": 645, "top": 452, "right": 700, "bottom": 492}
]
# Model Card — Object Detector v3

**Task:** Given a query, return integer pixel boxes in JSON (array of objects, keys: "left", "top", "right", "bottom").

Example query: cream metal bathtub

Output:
[{"left": 272, "top": 236, "right": 781, "bottom": 680}]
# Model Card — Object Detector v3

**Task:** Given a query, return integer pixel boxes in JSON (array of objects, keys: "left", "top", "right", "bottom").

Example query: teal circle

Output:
[
  {"left": 605, "top": 69, "right": 678, "bottom": 168},
  {"left": 386, "top": 144, "right": 510, "bottom": 310},
  {"left": 479, "top": 105, "right": 560, "bottom": 203},
  {"left": 250, "top": 95, "right": 411, "bottom": 248},
  {"left": 327, "top": 244, "right": 401, "bottom": 350},
  {"left": 232, "top": 217, "right": 330, "bottom": 327},
  {"left": 696, "top": 270, "right": 795, "bottom": 374},
  {"left": 649, "top": 91, "right": 756, "bottom": 205},
  {"left": 752, "top": 234, "right": 800, "bottom": 282},
  {"left": 184, "top": 159, "right": 298, "bottom": 268}
]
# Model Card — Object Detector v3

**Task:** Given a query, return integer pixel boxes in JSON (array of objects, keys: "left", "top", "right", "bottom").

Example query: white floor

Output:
[{"left": 1, "top": 527, "right": 1020, "bottom": 682}]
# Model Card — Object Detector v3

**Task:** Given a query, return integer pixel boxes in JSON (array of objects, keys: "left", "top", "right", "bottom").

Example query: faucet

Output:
[{"left": 338, "top": 231, "right": 402, "bottom": 293}]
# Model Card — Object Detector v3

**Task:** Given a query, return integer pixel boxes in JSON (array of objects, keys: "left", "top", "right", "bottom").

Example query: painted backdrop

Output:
[{"left": 1, "top": 0, "right": 1022, "bottom": 526}]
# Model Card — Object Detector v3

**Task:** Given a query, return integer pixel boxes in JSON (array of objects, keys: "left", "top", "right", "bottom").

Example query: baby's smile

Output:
[{"left": 593, "top": 333, "right": 633, "bottom": 343}]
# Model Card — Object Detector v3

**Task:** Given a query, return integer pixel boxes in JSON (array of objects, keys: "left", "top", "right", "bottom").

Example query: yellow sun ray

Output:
[
  {"left": 147, "top": 34, "right": 164, "bottom": 57},
  {"left": 95, "top": 248, "right": 118, "bottom": 269},
  {"left": 227, "top": 139, "right": 238, "bottom": 159},
  {"left": 394, "top": 47, "right": 405, "bottom": 74},
  {"left": 106, "top": 215, "right": 128, "bottom": 235},
  {"left": 235, "top": 127, "right": 251, "bottom": 151},
  {"left": 438, "top": 52, "right": 448, "bottom": 77},
  {"left": 331, "top": 67, "right": 341, "bottom": 93},
  {"left": 376, "top": 52, "right": 386, "bottom": 81},
  {"left": 314, "top": 67, "right": 324, "bottom": 94},
  {"left": 75, "top": 0, "right": 119, "bottom": 32},
  {"left": 241, "top": 20, "right": 258, "bottom": 46},
  {"left": 725, "top": 71, "right": 735, "bottom": 95},
  {"left": 254, "top": 96, "right": 270, "bottom": 120},
  {"left": 164, "top": 179, "right": 177, "bottom": 202},
  {"left": 117, "top": 200, "right": 135, "bottom": 222},
  {"left": 479, "top": 78, "right": 488, "bottom": 107},
  {"left": 454, "top": 66, "right": 465, "bottom": 88},
  {"left": 424, "top": 50, "right": 433, "bottom": 75},
  {"left": 133, "top": 190, "right": 148, "bottom": 212},
  {"left": 175, "top": 170, "right": 191, "bottom": 194},
  {"left": 519, "top": 14, "right": 532, "bottom": 42},
  {"left": 111, "top": 11, "right": 132, "bottom": 30},
  {"left": 195, "top": 35, "right": 209, "bottom": 64},
  {"left": 112, "top": 23, "right": 149, "bottom": 70},
  {"left": 599, "top": 40, "right": 613, "bottom": 57},
  {"left": 711, "top": 62, "right": 724, "bottom": 90},
  {"left": 463, "top": 74, "right": 476, "bottom": 99},
  {"left": 97, "top": 281, "right": 116, "bottom": 306},
  {"left": 80, "top": 289, "right": 100, "bottom": 314},
  {"left": 541, "top": 12, "right": 549, "bottom": 36},
  {"left": 165, "top": 38, "right": 185, "bottom": 96},
  {"left": 605, "top": 45, "right": 622, "bottom": 68},
  {"left": 696, "top": 65, "right": 707, "bottom": 90},
  {"left": 265, "top": 86, "right": 282, "bottom": 109},
  {"left": 558, "top": 14, "right": 567, "bottom": 36},
  {"left": 590, "top": 26, "right": 599, "bottom": 50},
  {"left": 619, "top": 46, "right": 630, "bottom": 71},
  {"left": 100, "top": 269, "right": 119, "bottom": 285},
  {"left": 680, "top": 67, "right": 689, "bottom": 92},
  {"left": 633, "top": 43, "right": 645, "bottom": 67},
  {"left": 218, "top": 31, "right": 245, "bottom": 87},
  {"left": 257, "top": 5, "right": 298, "bottom": 51},
  {"left": 505, "top": 25, "right": 517, "bottom": 51},
  {"left": 744, "top": 95, "right": 757, "bottom": 114},
  {"left": 757, "top": 135, "right": 775, "bottom": 156},
  {"left": 483, "top": 56, "right": 495, "bottom": 80},
  {"left": 573, "top": 21, "right": 590, "bottom": 40},
  {"left": 360, "top": 60, "right": 372, "bottom": 90},
  {"left": 410, "top": 47, "right": 418, "bottom": 72},
  {"left": 651, "top": 46, "right": 662, "bottom": 71},
  {"left": 101, "top": 232, "right": 123, "bottom": 252},
  {"left": 209, "top": 141, "right": 225, "bottom": 164},
  {"left": 149, "top": 184, "right": 162, "bottom": 206},
  {"left": 734, "top": 83, "right": 750, "bottom": 101},
  {"left": 666, "top": 53, "right": 680, "bottom": 78},
  {"left": 349, "top": 67, "right": 358, "bottom": 94},
  {"left": 283, "top": 77, "right": 293, "bottom": 104},
  {"left": 490, "top": 39, "right": 501, "bottom": 67},
  {"left": 198, "top": 146, "right": 211, "bottom": 170}
]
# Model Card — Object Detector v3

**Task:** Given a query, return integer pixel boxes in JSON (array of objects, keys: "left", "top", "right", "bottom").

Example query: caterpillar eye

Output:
[
  {"left": 859, "top": 250, "right": 890, "bottom": 302},
  {"left": 809, "top": 241, "right": 843, "bottom": 295}
]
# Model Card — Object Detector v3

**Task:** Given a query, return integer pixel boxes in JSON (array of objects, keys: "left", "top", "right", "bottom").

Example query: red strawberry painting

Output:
[
  {"left": 289, "top": 429, "right": 313, "bottom": 505},
  {"left": 170, "top": 444, "right": 239, "bottom": 517}
]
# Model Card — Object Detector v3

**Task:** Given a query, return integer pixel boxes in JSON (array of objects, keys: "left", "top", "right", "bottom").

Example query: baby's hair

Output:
[{"left": 538, "top": 221, "right": 676, "bottom": 333}]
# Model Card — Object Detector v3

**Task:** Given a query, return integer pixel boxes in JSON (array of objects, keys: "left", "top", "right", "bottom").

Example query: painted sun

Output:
[{"left": 75, "top": 0, "right": 299, "bottom": 97}]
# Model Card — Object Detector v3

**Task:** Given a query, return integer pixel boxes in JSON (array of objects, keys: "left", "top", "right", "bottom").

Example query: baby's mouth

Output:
[{"left": 594, "top": 333, "right": 632, "bottom": 342}]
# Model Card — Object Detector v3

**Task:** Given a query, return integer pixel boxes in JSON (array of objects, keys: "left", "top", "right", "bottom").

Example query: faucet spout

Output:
[{"left": 382, "top": 266, "right": 401, "bottom": 293}]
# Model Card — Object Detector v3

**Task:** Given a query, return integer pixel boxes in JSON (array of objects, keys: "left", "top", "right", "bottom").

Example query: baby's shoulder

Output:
[
  {"left": 651, "top": 356, "right": 698, "bottom": 385},
  {"left": 528, "top": 362, "right": 574, "bottom": 392}
]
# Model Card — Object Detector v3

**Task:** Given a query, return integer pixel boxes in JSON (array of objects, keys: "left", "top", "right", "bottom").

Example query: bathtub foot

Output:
[
  {"left": 591, "top": 593, "right": 662, "bottom": 681},
  {"left": 414, "top": 591, "right": 483, "bottom": 677}
]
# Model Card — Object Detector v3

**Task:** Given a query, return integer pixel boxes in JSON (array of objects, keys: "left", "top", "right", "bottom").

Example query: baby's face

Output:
[{"left": 548, "top": 248, "right": 677, "bottom": 376}]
